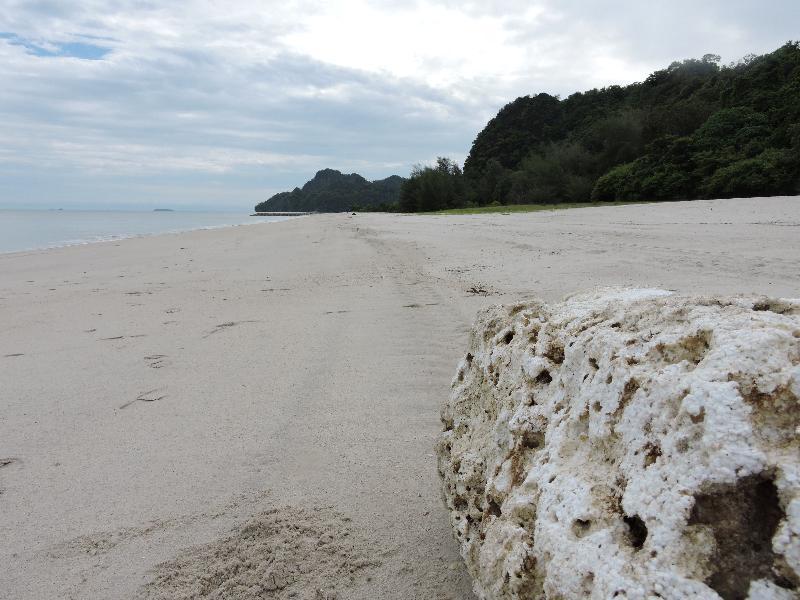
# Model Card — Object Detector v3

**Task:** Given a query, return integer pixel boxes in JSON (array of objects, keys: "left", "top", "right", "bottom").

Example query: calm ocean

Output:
[{"left": 0, "top": 210, "right": 293, "bottom": 254}]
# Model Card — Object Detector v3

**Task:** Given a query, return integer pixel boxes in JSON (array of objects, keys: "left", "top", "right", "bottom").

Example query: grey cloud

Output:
[{"left": 0, "top": 39, "right": 478, "bottom": 207}]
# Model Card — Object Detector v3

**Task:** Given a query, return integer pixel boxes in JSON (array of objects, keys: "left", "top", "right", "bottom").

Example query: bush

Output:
[{"left": 702, "top": 149, "right": 799, "bottom": 198}]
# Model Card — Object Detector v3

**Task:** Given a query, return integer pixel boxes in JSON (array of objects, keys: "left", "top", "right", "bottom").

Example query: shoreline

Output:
[
  {"left": 0, "top": 213, "right": 300, "bottom": 257},
  {"left": 1, "top": 196, "right": 799, "bottom": 599}
]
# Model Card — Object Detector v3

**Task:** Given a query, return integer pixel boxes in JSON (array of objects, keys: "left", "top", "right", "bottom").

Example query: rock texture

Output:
[{"left": 438, "top": 289, "right": 800, "bottom": 600}]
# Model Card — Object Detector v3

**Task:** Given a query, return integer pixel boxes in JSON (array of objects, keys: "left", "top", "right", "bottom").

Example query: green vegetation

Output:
[
  {"left": 398, "top": 158, "right": 465, "bottom": 212},
  {"left": 400, "top": 42, "right": 800, "bottom": 211},
  {"left": 258, "top": 44, "right": 799, "bottom": 214},
  {"left": 255, "top": 169, "right": 404, "bottom": 213},
  {"left": 428, "top": 200, "right": 654, "bottom": 215}
]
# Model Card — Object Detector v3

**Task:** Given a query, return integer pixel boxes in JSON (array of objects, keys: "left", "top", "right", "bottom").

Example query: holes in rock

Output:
[
  {"left": 623, "top": 515, "right": 648, "bottom": 550},
  {"left": 453, "top": 497, "right": 467, "bottom": 511},
  {"left": 655, "top": 330, "right": 712, "bottom": 366},
  {"left": 486, "top": 499, "right": 502, "bottom": 518},
  {"left": 466, "top": 353, "right": 473, "bottom": 365},
  {"left": 535, "top": 370, "right": 552, "bottom": 385},
  {"left": 589, "top": 358, "right": 599, "bottom": 370},
  {"left": 521, "top": 430, "right": 545, "bottom": 451},
  {"left": 620, "top": 379, "right": 639, "bottom": 406},
  {"left": 544, "top": 343, "right": 565, "bottom": 364},
  {"left": 739, "top": 384, "right": 799, "bottom": 446},
  {"left": 572, "top": 519, "right": 592, "bottom": 538},
  {"left": 510, "top": 455, "right": 526, "bottom": 487},
  {"left": 509, "top": 304, "right": 526, "bottom": 316},
  {"left": 752, "top": 300, "right": 794, "bottom": 315},
  {"left": 592, "top": 401, "right": 602, "bottom": 412},
  {"left": 688, "top": 474, "right": 794, "bottom": 599},
  {"left": 690, "top": 407, "right": 705, "bottom": 424},
  {"left": 581, "top": 571, "right": 595, "bottom": 593},
  {"left": 503, "top": 330, "right": 515, "bottom": 344},
  {"left": 611, "top": 322, "right": 621, "bottom": 329},
  {"left": 606, "top": 374, "right": 613, "bottom": 384},
  {"left": 643, "top": 443, "right": 662, "bottom": 467}
]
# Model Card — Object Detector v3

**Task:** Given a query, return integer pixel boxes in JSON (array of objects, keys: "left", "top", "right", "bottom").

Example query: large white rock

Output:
[{"left": 438, "top": 290, "right": 800, "bottom": 600}]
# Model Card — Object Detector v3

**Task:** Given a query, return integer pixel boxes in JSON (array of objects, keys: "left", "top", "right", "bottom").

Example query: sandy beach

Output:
[{"left": 1, "top": 196, "right": 799, "bottom": 600}]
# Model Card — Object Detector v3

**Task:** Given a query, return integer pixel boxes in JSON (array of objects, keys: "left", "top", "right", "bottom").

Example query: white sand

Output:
[{"left": 0, "top": 196, "right": 798, "bottom": 599}]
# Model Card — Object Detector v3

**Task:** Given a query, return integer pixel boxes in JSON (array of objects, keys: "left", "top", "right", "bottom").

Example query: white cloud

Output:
[{"left": 281, "top": 1, "right": 530, "bottom": 87}]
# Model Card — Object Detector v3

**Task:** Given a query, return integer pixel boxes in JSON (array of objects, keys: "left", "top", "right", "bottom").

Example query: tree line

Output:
[{"left": 398, "top": 42, "right": 800, "bottom": 212}]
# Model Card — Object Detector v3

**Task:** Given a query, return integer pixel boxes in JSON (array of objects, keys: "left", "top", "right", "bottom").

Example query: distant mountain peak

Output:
[{"left": 256, "top": 169, "right": 405, "bottom": 213}]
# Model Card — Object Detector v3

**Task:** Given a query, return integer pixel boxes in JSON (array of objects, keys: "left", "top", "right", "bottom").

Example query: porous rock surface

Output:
[{"left": 438, "top": 289, "right": 800, "bottom": 600}]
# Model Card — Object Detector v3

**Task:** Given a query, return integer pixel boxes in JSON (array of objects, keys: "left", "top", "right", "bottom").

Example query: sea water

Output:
[{"left": 0, "top": 210, "right": 292, "bottom": 254}]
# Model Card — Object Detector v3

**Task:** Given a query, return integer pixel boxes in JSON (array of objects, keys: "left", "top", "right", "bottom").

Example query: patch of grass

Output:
[{"left": 427, "top": 200, "right": 656, "bottom": 215}]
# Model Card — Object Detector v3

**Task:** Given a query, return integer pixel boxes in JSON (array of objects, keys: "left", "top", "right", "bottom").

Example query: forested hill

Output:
[
  {"left": 399, "top": 42, "right": 800, "bottom": 211},
  {"left": 255, "top": 169, "right": 405, "bottom": 212}
]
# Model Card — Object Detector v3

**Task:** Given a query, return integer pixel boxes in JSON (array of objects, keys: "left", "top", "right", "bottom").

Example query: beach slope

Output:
[{"left": 1, "top": 197, "right": 798, "bottom": 599}]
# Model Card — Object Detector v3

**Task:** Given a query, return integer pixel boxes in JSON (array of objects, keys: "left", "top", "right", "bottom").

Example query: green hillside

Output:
[
  {"left": 400, "top": 42, "right": 800, "bottom": 211},
  {"left": 255, "top": 169, "right": 404, "bottom": 213}
]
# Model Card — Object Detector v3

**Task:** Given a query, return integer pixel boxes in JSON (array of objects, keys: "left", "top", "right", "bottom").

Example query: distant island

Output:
[
  {"left": 153, "top": 208, "right": 175, "bottom": 212},
  {"left": 255, "top": 169, "right": 405, "bottom": 213}
]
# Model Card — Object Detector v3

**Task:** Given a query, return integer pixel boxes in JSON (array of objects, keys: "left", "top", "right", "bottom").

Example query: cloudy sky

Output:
[{"left": 1, "top": 1, "right": 797, "bottom": 209}]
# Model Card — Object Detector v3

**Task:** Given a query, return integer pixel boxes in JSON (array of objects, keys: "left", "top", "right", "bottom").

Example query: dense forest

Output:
[
  {"left": 255, "top": 169, "right": 404, "bottom": 212},
  {"left": 399, "top": 42, "right": 800, "bottom": 212}
]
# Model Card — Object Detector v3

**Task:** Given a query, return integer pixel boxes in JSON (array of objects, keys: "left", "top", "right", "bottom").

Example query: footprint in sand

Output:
[
  {"left": 137, "top": 506, "right": 380, "bottom": 600},
  {"left": 0, "top": 458, "right": 19, "bottom": 494},
  {"left": 203, "top": 320, "right": 258, "bottom": 338},
  {"left": 120, "top": 389, "right": 167, "bottom": 410},
  {"left": 144, "top": 355, "right": 170, "bottom": 369},
  {"left": 101, "top": 334, "right": 147, "bottom": 341}
]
